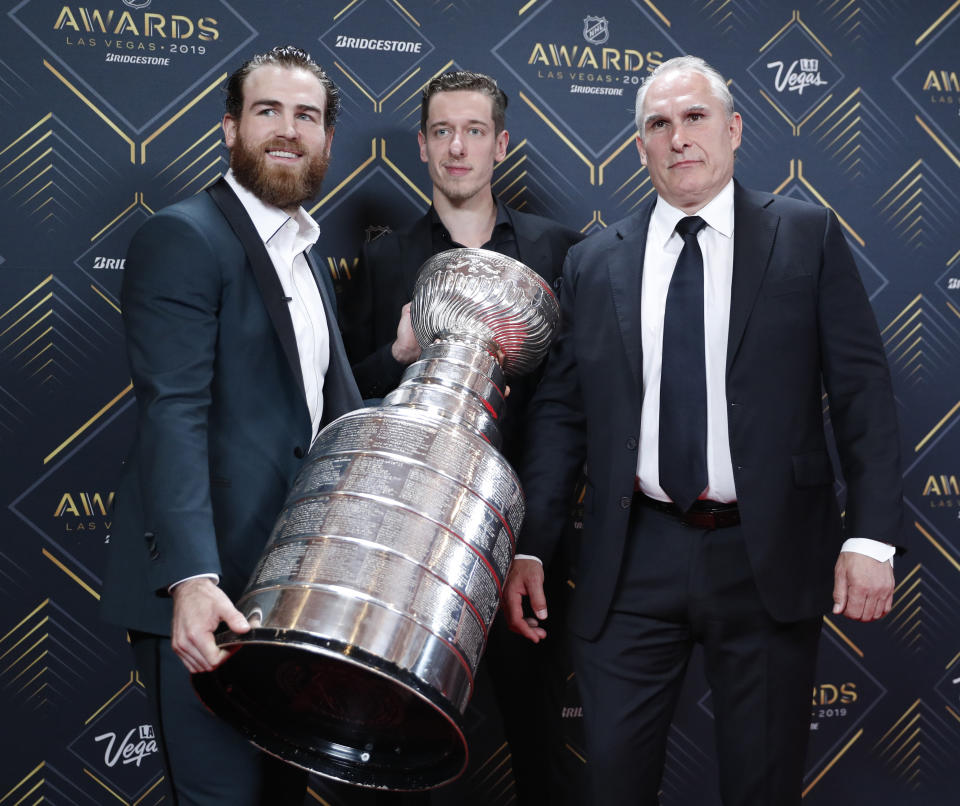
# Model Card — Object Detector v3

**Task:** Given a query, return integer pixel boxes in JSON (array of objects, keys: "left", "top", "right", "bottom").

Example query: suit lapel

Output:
[
  {"left": 505, "top": 206, "right": 544, "bottom": 275},
  {"left": 727, "top": 181, "right": 779, "bottom": 373},
  {"left": 607, "top": 201, "right": 654, "bottom": 398},
  {"left": 207, "top": 178, "right": 305, "bottom": 396},
  {"left": 306, "top": 250, "right": 350, "bottom": 375}
]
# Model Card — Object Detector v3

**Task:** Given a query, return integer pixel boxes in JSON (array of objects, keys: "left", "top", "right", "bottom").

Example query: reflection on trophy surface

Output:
[{"left": 192, "top": 248, "right": 560, "bottom": 790}]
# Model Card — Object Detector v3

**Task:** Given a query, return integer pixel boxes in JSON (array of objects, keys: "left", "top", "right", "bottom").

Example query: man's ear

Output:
[
  {"left": 635, "top": 134, "right": 647, "bottom": 167},
  {"left": 418, "top": 129, "right": 427, "bottom": 163},
  {"left": 223, "top": 114, "right": 238, "bottom": 149},
  {"left": 494, "top": 128, "right": 509, "bottom": 163}
]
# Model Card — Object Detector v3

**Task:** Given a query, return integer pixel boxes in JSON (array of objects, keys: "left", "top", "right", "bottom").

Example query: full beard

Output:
[{"left": 231, "top": 134, "right": 329, "bottom": 211}]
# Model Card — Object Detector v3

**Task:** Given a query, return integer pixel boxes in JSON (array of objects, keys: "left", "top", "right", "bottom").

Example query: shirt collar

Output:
[
  {"left": 224, "top": 169, "right": 320, "bottom": 248},
  {"left": 428, "top": 195, "right": 512, "bottom": 237},
  {"left": 650, "top": 178, "right": 735, "bottom": 248}
]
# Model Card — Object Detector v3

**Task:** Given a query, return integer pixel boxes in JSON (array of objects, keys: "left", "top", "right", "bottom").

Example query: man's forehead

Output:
[
  {"left": 643, "top": 73, "right": 718, "bottom": 113},
  {"left": 244, "top": 65, "right": 325, "bottom": 99},
  {"left": 426, "top": 90, "right": 494, "bottom": 123}
]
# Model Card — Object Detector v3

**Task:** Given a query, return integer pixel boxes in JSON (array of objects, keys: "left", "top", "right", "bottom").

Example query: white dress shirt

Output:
[
  {"left": 637, "top": 181, "right": 737, "bottom": 503},
  {"left": 225, "top": 170, "right": 329, "bottom": 439}
]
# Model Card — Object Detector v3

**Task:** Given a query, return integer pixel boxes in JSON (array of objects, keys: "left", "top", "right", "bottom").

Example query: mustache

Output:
[{"left": 262, "top": 138, "right": 303, "bottom": 154}]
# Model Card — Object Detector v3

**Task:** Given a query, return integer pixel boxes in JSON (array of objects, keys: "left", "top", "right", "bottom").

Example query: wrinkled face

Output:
[
  {"left": 636, "top": 71, "right": 741, "bottom": 213},
  {"left": 223, "top": 64, "right": 333, "bottom": 213},
  {"left": 418, "top": 90, "right": 508, "bottom": 205}
]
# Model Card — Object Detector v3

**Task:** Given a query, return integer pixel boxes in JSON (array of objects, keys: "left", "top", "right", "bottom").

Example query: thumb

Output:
[
  {"left": 832, "top": 563, "right": 847, "bottom": 615},
  {"left": 222, "top": 601, "right": 250, "bottom": 634}
]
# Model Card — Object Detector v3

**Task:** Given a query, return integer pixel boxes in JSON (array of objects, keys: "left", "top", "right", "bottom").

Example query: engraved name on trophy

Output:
[{"left": 192, "top": 248, "right": 560, "bottom": 790}]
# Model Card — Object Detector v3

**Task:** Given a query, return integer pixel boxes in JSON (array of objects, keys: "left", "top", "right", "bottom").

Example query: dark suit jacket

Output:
[
  {"left": 101, "top": 179, "right": 362, "bottom": 637},
  {"left": 339, "top": 204, "right": 582, "bottom": 468},
  {"left": 519, "top": 181, "right": 902, "bottom": 639}
]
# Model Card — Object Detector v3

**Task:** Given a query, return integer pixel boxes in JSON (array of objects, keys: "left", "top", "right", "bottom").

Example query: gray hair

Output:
[{"left": 634, "top": 56, "right": 734, "bottom": 138}]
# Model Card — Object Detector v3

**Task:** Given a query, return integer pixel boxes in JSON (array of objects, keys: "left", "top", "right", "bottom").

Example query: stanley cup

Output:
[{"left": 192, "top": 248, "right": 560, "bottom": 791}]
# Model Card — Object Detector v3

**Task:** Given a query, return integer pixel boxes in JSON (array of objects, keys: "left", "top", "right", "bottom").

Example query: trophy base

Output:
[{"left": 192, "top": 628, "right": 468, "bottom": 791}]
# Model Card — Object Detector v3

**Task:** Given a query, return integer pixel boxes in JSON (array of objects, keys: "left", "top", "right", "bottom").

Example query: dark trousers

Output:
[
  {"left": 571, "top": 504, "right": 822, "bottom": 806},
  {"left": 483, "top": 606, "right": 579, "bottom": 804},
  {"left": 131, "top": 632, "right": 308, "bottom": 806}
]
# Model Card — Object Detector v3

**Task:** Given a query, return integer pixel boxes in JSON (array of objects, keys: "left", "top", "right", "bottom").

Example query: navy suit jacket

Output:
[
  {"left": 101, "top": 179, "right": 362, "bottom": 636},
  {"left": 338, "top": 204, "right": 582, "bottom": 469},
  {"left": 519, "top": 181, "right": 902, "bottom": 639}
]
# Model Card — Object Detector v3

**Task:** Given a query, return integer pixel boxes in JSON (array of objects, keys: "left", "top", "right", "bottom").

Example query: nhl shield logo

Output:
[{"left": 582, "top": 16, "right": 609, "bottom": 45}]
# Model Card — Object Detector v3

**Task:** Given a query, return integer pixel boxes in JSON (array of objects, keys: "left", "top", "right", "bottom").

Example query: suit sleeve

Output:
[
  {"left": 517, "top": 251, "right": 589, "bottom": 566},
  {"left": 817, "top": 210, "right": 903, "bottom": 543},
  {"left": 338, "top": 240, "right": 406, "bottom": 399},
  {"left": 122, "top": 210, "right": 224, "bottom": 592}
]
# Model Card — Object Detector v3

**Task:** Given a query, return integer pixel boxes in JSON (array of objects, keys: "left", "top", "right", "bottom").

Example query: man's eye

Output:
[
  {"left": 258, "top": 108, "right": 277, "bottom": 116},
  {"left": 469, "top": 128, "right": 483, "bottom": 136},
  {"left": 689, "top": 113, "right": 703, "bottom": 122}
]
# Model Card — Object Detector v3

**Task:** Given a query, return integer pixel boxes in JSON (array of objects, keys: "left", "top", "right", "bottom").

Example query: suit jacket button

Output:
[
  {"left": 626, "top": 437, "right": 637, "bottom": 450},
  {"left": 619, "top": 496, "right": 631, "bottom": 509},
  {"left": 294, "top": 446, "right": 306, "bottom": 459}
]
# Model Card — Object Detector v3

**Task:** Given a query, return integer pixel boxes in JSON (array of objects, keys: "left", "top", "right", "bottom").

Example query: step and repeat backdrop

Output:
[{"left": 1, "top": 0, "right": 959, "bottom": 804}]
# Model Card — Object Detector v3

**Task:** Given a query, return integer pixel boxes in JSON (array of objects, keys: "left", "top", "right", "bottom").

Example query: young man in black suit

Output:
[{"left": 339, "top": 71, "right": 582, "bottom": 804}]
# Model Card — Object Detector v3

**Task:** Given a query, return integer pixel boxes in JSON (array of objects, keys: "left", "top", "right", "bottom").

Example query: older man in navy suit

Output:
[
  {"left": 101, "top": 46, "right": 362, "bottom": 805},
  {"left": 504, "top": 56, "right": 902, "bottom": 805}
]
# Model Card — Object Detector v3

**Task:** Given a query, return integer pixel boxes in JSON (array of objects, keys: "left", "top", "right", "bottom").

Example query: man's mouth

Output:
[
  {"left": 267, "top": 149, "right": 301, "bottom": 160},
  {"left": 444, "top": 164, "right": 470, "bottom": 176}
]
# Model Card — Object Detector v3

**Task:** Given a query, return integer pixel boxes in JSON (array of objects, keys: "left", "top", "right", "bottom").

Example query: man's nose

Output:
[
  {"left": 670, "top": 125, "right": 689, "bottom": 151},
  {"left": 275, "top": 114, "right": 298, "bottom": 139},
  {"left": 449, "top": 132, "right": 464, "bottom": 156}
]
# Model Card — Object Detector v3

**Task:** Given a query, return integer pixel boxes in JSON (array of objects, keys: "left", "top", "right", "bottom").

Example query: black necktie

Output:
[{"left": 659, "top": 215, "right": 708, "bottom": 512}]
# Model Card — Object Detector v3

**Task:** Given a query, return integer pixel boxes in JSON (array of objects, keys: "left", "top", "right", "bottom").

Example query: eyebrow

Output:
[
  {"left": 643, "top": 103, "right": 709, "bottom": 127},
  {"left": 429, "top": 119, "right": 491, "bottom": 128},
  {"left": 250, "top": 99, "right": 324, "bottom": 116}
]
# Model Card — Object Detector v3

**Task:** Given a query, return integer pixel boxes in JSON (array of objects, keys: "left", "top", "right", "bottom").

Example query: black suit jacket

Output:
[
  {"left": 101, "top": 179, "right": 362, "bottom": 636},
  {"left": 519, "top": 181, "right": 902, "bottom": 639},
  {"left": 339, "top": 204, "right": 582, "bottom": 468}
]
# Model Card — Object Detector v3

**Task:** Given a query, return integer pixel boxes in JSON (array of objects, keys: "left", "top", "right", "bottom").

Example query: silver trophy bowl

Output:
[{"left": 192, "top": 248, "right": 559, "bottom": 790}]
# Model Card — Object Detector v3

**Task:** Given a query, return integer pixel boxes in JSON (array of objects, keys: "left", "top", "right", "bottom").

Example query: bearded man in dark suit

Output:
[
  {"left": 102, "top": 46, "right": 362, "bottom": 806},
  {"left": 504, "top": 55, "right": 902, "bottom": 806}
]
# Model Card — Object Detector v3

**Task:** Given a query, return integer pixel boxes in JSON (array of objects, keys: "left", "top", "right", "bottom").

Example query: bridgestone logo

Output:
[
  {"left": 105, "top": 54, "right": 171, "bottom": 66},
  {"left": 570, "top": 84, "right": 623, "bottom": 95},
  {"left": 334, "top": 35, "right": 422, "bottom": 53}
]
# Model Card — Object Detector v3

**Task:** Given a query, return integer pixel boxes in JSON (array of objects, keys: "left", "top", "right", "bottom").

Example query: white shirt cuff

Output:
[
  {"left": 841, "top": 538, "right": 896, "bottom": 567},
  {"left": 167, "top": 572, "right": 220, "bottom": 594},
  {"left": 513, "top": 553, "right": 543, "bottom": 566}
]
